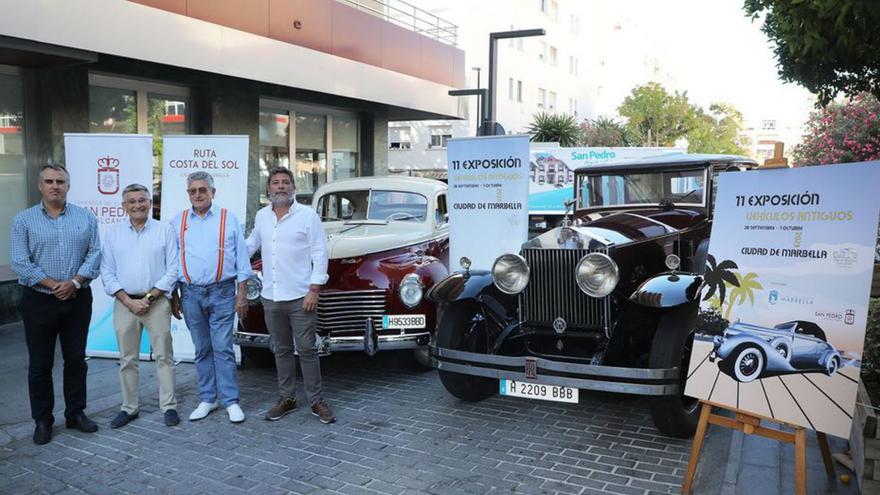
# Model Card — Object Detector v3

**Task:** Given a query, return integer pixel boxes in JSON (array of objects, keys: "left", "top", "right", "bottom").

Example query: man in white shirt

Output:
[
  {"left": 101, "top": 184, "right": 180, "bottom": 428},
  {"left": 246, "top": 167, "right": 335, "bottom": 424}
]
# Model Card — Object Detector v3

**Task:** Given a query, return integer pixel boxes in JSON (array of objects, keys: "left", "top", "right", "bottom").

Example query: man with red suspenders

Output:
[{"left": 170, "top": 171, "right": 251, "bottom": 423}]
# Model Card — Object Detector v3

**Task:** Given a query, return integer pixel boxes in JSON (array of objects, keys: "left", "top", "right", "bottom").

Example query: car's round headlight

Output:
[
  {"left": 399, "top": 273, "right": 424, "bottom": 308},
  {"left": 575, "top": 253, "right": 619, "bottom": 297},
  {"left": 246, "top": 272, "right": 262, "bottom": 303},
  {"left": 492, "top": 253, "right": 530, "bottom": 294}
]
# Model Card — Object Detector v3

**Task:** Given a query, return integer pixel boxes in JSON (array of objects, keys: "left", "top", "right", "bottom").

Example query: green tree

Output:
[
  {"left": 618, "top": 82, "right": 695, "bottom": 146},
  {"left": 687, "top": 103, "right": 750, "bottom": 155},
  {"left": 792, "top": 93, "right": 880, "bottom": 165},
  {"left": 527, "top": 112, "right": 582, "bottom": 147},
  {"left": 580, "top": 116, "right": 637, "bottom": 147},
  {"left": 743, "top": 0, "right": 880, "bottom": 106}
]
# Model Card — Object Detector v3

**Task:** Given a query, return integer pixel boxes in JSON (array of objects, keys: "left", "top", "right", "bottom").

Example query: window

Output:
[
  {"left": 549, "top": 0, "right": 558, "bottom": 21},
  {"left": 435, "top": 194, "right": 447, "bottom": 225},
  {"left": 537, "top": 88, "right": 547, "bottom": 109},
  {"left": 517, "top": 37, "right": 524, "bottom": 51},
  {"left": 549, "top": 46, "right": 558, "bottom": 66},
  {"left": 516, "top": 80, "right": 523, "bottom": 102},
  {"left": 549, "top": 91, "right": 557, "bottom": 112},
  {"left": 568, "top": 98, "right": 579, "bottom": 115},
  {"left": 0, "top": 66, "right": 27, "bottom": 271},
  {"left": 332, "top": 115, "right": 359, "bottom": 180},
  {"left": 538, "top": 41, "right": 547, "bottom": 62},
  {"left": 570, "top": 14, "right": 580, "bottom": 34},
  {"left": 569, "top": 56, "right": 579, "bottom": 76},
  {"left": 429, "top": 126, "right": 452, "bottom": 148},
  {"left": 508, "top": 78, "right": 514, "bottom": 100},
  {"left": 389, "top": 126, "right": 412, "bottom": 150},
  {"left": 89, "top": 74, "right": 190, "bottom": 215},
  {"left": 762, "top": 119, "right": 776, "bottom": 130},
  {"left": 539, "top": 0, "right": 548, "bottom": 13}
]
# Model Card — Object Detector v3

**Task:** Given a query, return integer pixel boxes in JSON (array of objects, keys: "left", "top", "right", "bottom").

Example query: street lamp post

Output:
[
  {"left": 483, "top": 28, "right": 545, "bottom": 136},
  {"left": 472, "top": 66, "right": 482, "bottom": 135}
]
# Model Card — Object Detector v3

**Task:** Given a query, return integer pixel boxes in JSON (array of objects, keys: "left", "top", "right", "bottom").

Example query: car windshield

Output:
[
  {"left": 576, "top": 168, "right": 706, "bottom": 209},
  {"left": 316, "top": 189, "right": 428, "bottom": 222}
]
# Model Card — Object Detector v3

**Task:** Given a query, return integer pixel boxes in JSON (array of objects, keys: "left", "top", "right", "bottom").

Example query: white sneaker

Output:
[
  {"left": 227, "top": 403, "right": 245, "bottom": 423},
  {"left": 188, "top": 401, "right": 219, "bottom": 421}
]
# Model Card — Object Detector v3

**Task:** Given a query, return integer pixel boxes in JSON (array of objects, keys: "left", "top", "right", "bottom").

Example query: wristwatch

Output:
[
  {"left": 146, "top": 293, "right": 156, "bottom": 303},
  {"left": 71, "top": 279, "right": 82, "bottom": 290}
]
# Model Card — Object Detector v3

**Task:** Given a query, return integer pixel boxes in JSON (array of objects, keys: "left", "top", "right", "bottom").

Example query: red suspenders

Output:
[{"left": 180, "top": 208, "right": 228, "bottom": 284}]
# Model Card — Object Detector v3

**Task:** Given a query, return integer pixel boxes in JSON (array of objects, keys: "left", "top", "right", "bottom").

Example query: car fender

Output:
[
  {"left": 629, "top": 273, "right": 704, "bottom": 308},
  {"left": 426, "top": 270, "right": 517, "bottom": 321}
]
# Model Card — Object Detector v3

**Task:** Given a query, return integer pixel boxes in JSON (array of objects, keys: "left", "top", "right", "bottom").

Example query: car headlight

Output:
[
  {"left": 492, "top": 253, "right": 530, "bottom": 294},
  {"left": 399, "top": 273, "right": 424, "bottom": 308},
  {"left": 575, "top": 253, "right": 619, "bottom": 297},
  {"left": 246, "top": 272, "right": 262, "bottom": 303}
]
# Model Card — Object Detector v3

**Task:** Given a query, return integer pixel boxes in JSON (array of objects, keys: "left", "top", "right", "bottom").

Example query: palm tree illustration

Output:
[
  {"left": 723, "top": 272, "right": 763, "bottom": 320},
  {"left": 702, "top": 255, "right": 739, "bottom": 307}
]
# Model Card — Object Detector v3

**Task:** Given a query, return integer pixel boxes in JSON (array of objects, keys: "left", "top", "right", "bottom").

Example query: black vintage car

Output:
[{"left": 428, "top": 154, "right": 758, "bottom": 438}]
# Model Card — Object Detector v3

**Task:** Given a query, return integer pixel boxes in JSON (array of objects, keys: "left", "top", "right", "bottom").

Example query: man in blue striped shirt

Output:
[{"left": 10, "top": 164, "right": 102, "bottom": 445}]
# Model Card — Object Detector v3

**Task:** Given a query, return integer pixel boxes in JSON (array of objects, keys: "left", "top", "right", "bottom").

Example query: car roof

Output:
[
  {"left": 314, "top": 176, "right": 447, "bottom": 197},
  {"left": 574, "top": 153, "right": 758, "bottom": 174}
]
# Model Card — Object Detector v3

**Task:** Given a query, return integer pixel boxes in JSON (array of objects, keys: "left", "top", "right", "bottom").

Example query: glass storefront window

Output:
[
  {"left": 332, "top": 116, "right": 359, "bottom": 180},
  {"left": 147, "top": 94, "right": 189, "bottom": 214},
  {"left": 0, "top": 69, "right": 27, "bottom": 268},
  {"left": 89, "top": 86, "right": 137, "bottom": 133},
  {"left": 259, "top": 109, "right": 290, "bottom": 202},
  {"left": 295, "top": 112, "right": 327, "bottom": 196}
]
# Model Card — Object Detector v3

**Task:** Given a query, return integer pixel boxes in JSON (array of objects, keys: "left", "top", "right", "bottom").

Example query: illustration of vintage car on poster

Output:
[{"left": 684, "top": 161, "right": 880, "bottom": 439}]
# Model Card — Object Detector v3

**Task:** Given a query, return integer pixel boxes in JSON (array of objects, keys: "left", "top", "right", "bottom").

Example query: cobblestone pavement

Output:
[{"left": 0, "top": 322, "right": 857, "bottom": 495}]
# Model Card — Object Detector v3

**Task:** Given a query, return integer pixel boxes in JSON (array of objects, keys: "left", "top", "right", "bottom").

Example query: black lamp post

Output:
[
  {"left": 472, "top": 66, "right": 481, "bottom": 135},
  {"left": 483, "top": 29, "right": 545, "bottom": 136}
]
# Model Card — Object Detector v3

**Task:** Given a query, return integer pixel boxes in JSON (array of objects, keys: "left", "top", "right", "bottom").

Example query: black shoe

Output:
[
  {"left": 33, "top": 422, "right": 52, "bottom": 445},
  {"left": 66, "top": 413, "right": 99, "bottom": 433},
  {"left": 110, "top": 411, "right": 138, "bottom": 429},
  {"left": 164, "top": 409, "right": 180, "bottom": 427}
]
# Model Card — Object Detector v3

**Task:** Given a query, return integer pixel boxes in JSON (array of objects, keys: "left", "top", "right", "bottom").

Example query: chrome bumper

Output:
[
  {"left": 431, "top": 346, "right": 681, "bottom": 396},
  {"left": 235, "top": 330, "right": 430, "bottom": 355}
]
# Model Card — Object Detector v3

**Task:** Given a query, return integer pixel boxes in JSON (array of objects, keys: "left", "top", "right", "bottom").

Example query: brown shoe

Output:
[
  {"left": 265, "top": 398, "right": 296, "bottom": 421},
  {"left": 310, "top": 400, "right": 336, "bottom": 424}
]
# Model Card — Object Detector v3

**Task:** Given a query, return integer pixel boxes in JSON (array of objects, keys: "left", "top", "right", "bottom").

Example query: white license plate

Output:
[
  {"left": 500, "top": 379, "right": 578, "bottom": 404},
  {"left": 382, "top": 314, "right": 426, "bottom": 329}
]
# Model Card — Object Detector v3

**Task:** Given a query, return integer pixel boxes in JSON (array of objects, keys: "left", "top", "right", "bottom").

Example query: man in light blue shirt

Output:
[
  {"left": 170, "top": 171, "right": 251, "bottom": 423},
  {"left": 10, "top": 164, "right": 101, "bottom": 445},
  {"left": 101, "top": 184, "right": 180, "bottom": 429}
]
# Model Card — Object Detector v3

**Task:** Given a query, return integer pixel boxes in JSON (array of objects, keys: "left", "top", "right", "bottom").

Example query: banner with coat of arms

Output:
[{"left": 64, "top": 133, "right": 155, "bottom": 359}]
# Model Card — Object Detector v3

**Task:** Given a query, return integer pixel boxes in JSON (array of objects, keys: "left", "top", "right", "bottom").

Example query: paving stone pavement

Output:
[{"left": 0, "top": 322, "right": 860, "bottom": 495}]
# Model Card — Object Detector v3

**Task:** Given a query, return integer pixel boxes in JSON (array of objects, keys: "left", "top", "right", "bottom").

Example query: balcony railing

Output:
[{"left": 337, "top": 0, "right": 458, "bottom": 46}]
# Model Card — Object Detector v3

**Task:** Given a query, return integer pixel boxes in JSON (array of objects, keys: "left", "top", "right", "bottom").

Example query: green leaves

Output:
[
  {"left": 581, "top": 116, "right": 637, "bottom": 147},
  {"left": 527, "top": 112, "right": 582, "bottom": 147}
]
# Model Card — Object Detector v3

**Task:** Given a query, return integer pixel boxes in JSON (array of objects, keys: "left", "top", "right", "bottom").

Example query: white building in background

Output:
[
  {"left": 388, "top": 0, "right": 598, "bottom": 177},
  {"left": 740, "top": 116, "right": 810, "bottom": 162}
]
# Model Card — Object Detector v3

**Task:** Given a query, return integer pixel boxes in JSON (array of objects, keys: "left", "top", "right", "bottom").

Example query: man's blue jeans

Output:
[{"left": 180, "top": 280, "right": 239, "bottom": 407}]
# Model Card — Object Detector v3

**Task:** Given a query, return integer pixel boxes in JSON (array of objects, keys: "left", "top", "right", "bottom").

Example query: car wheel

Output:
[
  {"left": 825, "top": 355, "right": 840, "bottom": 376},
  {"left": 436, "top": 302, "right": 499, "bottom": 402},
  {"left": 240, "top": 346, "right": 275, "bottom": 368},
  {"left": 769, "top": 338, "right": 792, "bottom": 362},
  {"left": 648, "top": 303, "right": 700, "bottom": 439},
  {"left": 731, "top": 345, "right": 764, "bottom": 383}
]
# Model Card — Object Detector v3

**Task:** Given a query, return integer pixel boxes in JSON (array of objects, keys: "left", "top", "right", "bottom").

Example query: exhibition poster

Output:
[
  {"left": 684, "top": 161, "right": 880, "bottom": 438},
  {"left": 447, "top": 135, "right": 530, "bottom": 271},
  {"left": 160, "top": 135, "right": 249, "bottom": 362},
  {"left": 64, "top": 133, "right": 154, "bottom": 359}
]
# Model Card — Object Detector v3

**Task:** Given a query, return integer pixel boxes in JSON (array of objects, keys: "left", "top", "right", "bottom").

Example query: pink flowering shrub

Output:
[{"left": 793, "top": 93, "right": 880, "bottom": 166}]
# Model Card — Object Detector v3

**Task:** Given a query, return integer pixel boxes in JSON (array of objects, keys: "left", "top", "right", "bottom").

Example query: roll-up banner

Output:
[
  {"left": 447, "top": 135, "right": 530, "bottom": 271},
  {"left": 160, "top": 135, "right": 249, "bottom": 362},
  {"left": 64, "top": 133, "right": 154, "bottom": 359},
  {"left": 684, "top": 161, "right": 880, "bottom": 439}
]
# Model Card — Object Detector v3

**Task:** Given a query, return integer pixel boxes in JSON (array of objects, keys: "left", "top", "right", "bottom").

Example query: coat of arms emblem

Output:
[{"left": 96, "top": 156, "right": 120, "bottom": 195}]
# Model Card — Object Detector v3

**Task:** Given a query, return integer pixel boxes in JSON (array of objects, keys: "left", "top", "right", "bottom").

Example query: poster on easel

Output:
[
  {"left": 684, "top": 161, "right": 880, "bottom": 439},
  {"left": 160, "top": 135, "right": 249, "bottom": 362},
  {"left": 65, "top": 133, "right": 154, "bottom": 359}
]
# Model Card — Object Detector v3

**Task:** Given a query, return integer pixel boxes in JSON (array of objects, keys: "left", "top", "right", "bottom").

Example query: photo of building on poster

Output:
[{"left": 684, "top": 161, "right": 880, "bottom": 439}]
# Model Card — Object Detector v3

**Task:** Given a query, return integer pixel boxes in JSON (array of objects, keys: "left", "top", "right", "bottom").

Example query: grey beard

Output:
[{"left": 270, "top": 192, "right": 294, "bottom": 208}]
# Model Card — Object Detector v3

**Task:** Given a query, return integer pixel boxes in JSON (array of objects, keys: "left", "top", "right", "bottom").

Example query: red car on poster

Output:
[{"left": 235, "top": 176, "right": 449, "bottom": 368}]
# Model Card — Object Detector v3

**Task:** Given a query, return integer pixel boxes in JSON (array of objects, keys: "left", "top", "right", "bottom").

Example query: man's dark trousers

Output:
[{"left": 20, "top": 287, "right": 93, "bottom": 423}]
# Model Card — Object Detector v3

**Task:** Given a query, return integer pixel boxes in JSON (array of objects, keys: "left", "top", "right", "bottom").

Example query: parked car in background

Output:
[
  {"left": 710, "top": 320, "right": 842, "bottom": 382},
  {"left": 236, "top": 177, "right": 449, "bottom": 368},
  {"left": 429, "top": 154, "right": 757, "bottom": 438}
]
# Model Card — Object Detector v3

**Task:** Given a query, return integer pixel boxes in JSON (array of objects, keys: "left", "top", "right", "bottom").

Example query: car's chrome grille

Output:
[
  {"left": 520, "top": 248, "right": 609, "bottom": 330},
  {"left": 317, "top": 290, "right": 386, "bottom": 335}
]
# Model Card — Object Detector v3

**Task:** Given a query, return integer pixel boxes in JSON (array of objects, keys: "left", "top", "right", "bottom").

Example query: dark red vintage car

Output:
[{"left": 236, "top": 176, "right": 449, "bottom": 368}]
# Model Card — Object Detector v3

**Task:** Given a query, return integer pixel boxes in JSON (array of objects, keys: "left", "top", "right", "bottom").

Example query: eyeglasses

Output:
[
  {"left": 124, "top": 198, "right": 150, "bottom": 206},
  {"left": 187, "top": 187, "right": 211, "bottom": 196}
]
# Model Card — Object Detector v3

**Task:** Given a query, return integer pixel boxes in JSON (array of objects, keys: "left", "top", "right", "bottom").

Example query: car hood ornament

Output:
[{"left": 552, "top": 317, "right": 567, "bottom": 334}]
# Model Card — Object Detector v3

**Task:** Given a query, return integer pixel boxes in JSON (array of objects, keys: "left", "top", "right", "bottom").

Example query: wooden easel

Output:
[{"left": 681, "top": 401, "right": 835, "bottom": 495}]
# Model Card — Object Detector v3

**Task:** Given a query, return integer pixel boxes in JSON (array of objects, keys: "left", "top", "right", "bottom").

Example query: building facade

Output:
[{"left": 0, "top": 0, "right": 463, "bottom": 321}]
